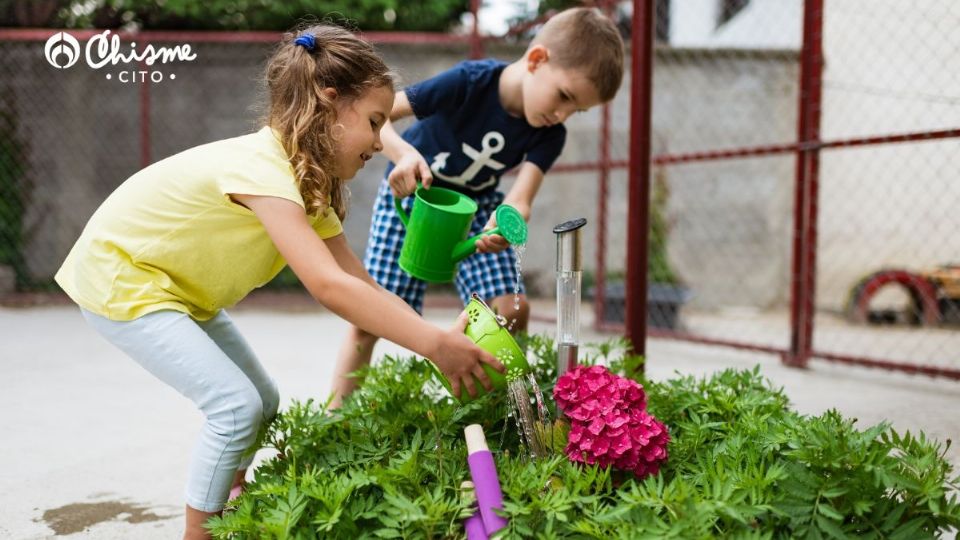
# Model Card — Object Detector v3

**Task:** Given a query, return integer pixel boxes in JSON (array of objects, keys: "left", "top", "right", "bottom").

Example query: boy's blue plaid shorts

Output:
[{"left": 363, "top": 180, "right": 525, "bottom": 314}]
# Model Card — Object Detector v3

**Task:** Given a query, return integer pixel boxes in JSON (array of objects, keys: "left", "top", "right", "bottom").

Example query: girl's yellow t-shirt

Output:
[{"left": 55, "top": 127, "right": 342, "bottom": 321}]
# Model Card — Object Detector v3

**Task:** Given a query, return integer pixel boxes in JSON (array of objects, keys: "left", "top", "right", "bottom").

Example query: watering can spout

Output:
[{"left": 451, "top": 238, "right": 479, "bottom": 264}]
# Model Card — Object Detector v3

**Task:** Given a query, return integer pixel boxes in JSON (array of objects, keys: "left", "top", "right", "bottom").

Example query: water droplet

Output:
[{"left": 513, "top": 244, "right": 526, "bottom": 311}]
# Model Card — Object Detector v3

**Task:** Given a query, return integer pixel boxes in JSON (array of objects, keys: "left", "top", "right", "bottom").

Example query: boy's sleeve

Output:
[
  {"left": 404, "top": 62, "right": 470, "bottom": 119},
  {"left": 525, "top": 125, "right": 568, "bottom": 173}
]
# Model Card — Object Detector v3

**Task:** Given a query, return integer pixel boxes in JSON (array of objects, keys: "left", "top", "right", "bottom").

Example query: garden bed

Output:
[{"left": 209, "top": 336, "right": 960, "bottom": 539}]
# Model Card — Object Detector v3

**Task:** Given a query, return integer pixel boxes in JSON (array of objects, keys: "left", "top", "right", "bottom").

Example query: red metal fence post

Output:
[
  {"left": 786, "top": 0, "right": 823, "bottom": 368},
  {"left": 625, "top": 0, "right": 654, "bottom": 363},
  {"left": 594, "top": 102, "right": 611, "bottom": 332},
  {"left": 469, "top": 0, "right": 484, "bottom": 59}
]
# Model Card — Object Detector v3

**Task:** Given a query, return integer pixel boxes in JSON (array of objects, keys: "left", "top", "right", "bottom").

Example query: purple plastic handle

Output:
[
  {"left": 467, "top": 450, "right": 508, "bottom": 534},
  {"left": 465, "top": 509, "right": 488, "bottom": 540}
]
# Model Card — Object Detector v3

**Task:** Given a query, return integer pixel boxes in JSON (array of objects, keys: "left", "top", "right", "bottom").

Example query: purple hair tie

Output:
[{"left": 294, "top": 34, "right": 316, "bottom": 51}]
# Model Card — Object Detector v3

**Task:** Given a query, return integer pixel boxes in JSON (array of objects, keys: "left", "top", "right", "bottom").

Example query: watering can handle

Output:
[
  {"left": 393, "top": 182, "right": 425, "bottom": 228},
  {"left": 393, "top": 195, "right": 410, "bottom": 228}
]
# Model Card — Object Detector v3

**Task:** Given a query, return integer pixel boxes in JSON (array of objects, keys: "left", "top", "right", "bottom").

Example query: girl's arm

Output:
[
  {"left": 233, "top": 193, "right": 502, "bottom": 397},
  {"left": 475, "top": 162, "right": 545, "bottom": 253},
  {"left": 381, "top": 91, "right": 433, "bottom": 197},
  {"left": 323, "top": 233, "right": 418, "bottom": 315}
]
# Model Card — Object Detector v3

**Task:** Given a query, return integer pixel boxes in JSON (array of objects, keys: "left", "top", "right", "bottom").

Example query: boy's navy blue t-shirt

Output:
[{"left": 386, "top": 59, "right": 567, "bottom": 197}]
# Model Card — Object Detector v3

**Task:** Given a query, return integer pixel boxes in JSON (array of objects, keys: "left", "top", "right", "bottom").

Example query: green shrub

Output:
[
  {"left": 56, "top": 0, "right": 468, "bottom": 32},
  {"left": 209, "top": 336, "right": 960, "bottom": 538}
]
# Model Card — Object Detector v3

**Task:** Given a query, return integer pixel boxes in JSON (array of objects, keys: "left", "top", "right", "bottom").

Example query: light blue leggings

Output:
[{"left": 81, "top": 308, "right": 279, "bottom": 512}]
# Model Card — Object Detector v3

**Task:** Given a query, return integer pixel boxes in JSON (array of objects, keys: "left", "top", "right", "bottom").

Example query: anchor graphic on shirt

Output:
[{"left": 431, "top": 131, "right": 506, "bottom": 189}]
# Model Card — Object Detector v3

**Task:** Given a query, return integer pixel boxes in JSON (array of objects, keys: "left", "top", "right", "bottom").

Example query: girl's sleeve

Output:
[
  {"left": 216, "top": 151, "right": 305, "bottom": 207},
  {"left": 310, "top": 208, "right": 343, "bottom": 239},
  {"left": 219, "top": 162, "right": 343, "bottom": 238},
  {"left": 215, "top": 129, "right": 341, "bottom": 238},
  {"left": 404, "top": 62, "right": 470, "bottom": 119},
  {"left": 525, "top": 125, "right": 568, "bottom": 173}
]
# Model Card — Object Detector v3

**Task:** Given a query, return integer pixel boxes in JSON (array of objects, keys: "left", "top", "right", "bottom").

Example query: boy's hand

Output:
[
  {"left": 475, "top": 214, "right": 510, "bottom": 253},
  {"left": 430, "top": 311, "right": 504, "bottom": 399},
  {"left": 389, "top": 151, "right": 433, "bottom": 199}
]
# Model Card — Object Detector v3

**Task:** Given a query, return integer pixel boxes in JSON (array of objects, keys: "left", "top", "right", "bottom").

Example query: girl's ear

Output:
[
  {"left": 321, "top": 87, "right": 338, "bottom": 101},
  {"left": 526, "top": 45, "right": 550, "bottom": 72}
]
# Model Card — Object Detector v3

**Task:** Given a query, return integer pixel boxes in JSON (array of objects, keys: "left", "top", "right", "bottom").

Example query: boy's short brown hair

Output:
[{"left": 531, "top": 7, "right": 625, "bottom": 102}]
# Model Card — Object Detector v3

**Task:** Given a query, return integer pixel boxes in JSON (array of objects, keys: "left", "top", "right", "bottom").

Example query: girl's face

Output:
[{"left": 333, "top": 85, "right": 394, "bottom": 180}]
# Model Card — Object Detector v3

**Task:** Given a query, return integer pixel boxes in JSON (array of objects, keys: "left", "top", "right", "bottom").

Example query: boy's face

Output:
[
  {"left": 521, "top": 46, "right": 603, "bottom": 128},
  {"left": 333, "top": 84, "right": 394, "bottom": 180}
]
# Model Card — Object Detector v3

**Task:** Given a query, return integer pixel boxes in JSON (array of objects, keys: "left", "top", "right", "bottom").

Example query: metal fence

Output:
[
  {"left": 594, "top": 0, "right": 960, "bottom": 380},
  {"left": 0, "top": 27, "right": 491, "bottom": 292},
  {"left": 2, "top": 1, "right": 958, "bottom": 380}
]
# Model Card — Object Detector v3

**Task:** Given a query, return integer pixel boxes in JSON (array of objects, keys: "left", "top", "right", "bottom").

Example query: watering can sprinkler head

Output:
[{"left": 451, "top": 204, "right": 528, "bottom": 263}]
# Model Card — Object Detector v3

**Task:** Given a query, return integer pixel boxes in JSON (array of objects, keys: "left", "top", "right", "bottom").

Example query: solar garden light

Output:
[{"left": 554, "top": 218, "right": 587, "bottom": 377}]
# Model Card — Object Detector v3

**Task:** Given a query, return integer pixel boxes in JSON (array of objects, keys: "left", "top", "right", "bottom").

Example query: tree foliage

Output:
[{"left": 2, "top": 0, "right": 468, "bottom": 31}]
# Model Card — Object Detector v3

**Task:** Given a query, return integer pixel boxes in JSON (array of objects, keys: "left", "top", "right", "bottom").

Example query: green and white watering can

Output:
[
  {"left": 429, "top": 294, "right": 531, "bottom": 403},
  {"left": 394, "top": 186, "right": 527, "bottom": 283}
]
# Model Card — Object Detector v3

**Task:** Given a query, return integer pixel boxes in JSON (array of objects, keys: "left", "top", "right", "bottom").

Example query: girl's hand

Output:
[
  {"left": 430, "top": 311, "right": 504, "bottom": 399},
  {"left": 474, "top": 214, "right": 509, "bottom": 254},
  {"left": 389, "top": 151, "right": 433, "bottom": 199}
]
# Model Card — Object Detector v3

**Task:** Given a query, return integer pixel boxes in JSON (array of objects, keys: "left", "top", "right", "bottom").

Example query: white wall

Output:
[
  {"left": 670, "top": 0, "right": 800, "bottom": 50},
  {"left": 666, "top": 0, "right": 960, "bottom": 311}
]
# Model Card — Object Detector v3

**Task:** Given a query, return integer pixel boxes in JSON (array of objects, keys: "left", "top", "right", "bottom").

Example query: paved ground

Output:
[{"left": 2, "top": 296, "right": 958, "bottom": 539}]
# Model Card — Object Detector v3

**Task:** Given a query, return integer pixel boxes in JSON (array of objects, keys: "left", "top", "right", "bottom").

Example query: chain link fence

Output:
[
  {"left": 592, "top": 0, "right": 960, "bottom": 378},
  {"left": 0, "top": 27, "right": 609, "bottom": 303},
  {"left": 3, "top": 2, "right": 958, "bottom": 377}
]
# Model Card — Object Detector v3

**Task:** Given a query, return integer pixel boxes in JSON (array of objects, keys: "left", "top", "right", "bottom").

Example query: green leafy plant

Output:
[
  {"left": 54, "top": 0, "right": 468, "bottom": 32},
  {"left": 209, "top": 335, "right": 960, "bottom": 538},
  {"left": 583, "top": 166, "right": 679, "bottom": 300},
  {"left": 648, "top": 166, "right": 677, "bottom": 285}
]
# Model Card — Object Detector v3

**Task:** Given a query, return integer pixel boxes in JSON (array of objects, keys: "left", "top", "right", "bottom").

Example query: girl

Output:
[{"left": 54, "top": 25, "right": 502, "bottom": 540}]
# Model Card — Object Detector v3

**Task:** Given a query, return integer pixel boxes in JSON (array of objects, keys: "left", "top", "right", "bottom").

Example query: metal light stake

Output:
[{"left": 554, "top": 218, "right": 586, "bottom": 376}]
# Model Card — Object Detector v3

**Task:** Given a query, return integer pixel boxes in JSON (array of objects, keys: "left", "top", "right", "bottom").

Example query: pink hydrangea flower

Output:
[{"left": 554, "top": 365, "right": 669, "bottom": 479}]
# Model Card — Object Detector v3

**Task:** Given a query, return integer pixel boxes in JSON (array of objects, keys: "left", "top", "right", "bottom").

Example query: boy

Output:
[{"left": 333, "top": 7, "right": 624, "bottom": 405}]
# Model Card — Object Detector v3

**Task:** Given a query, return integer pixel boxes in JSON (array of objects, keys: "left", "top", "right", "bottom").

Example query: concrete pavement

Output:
[{"left": 1, "top": 300, "right": 958, "bottom": 538}]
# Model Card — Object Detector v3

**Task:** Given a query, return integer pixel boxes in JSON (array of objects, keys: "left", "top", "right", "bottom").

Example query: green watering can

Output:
[
  {"left": 394, "top": 186, "right": 527, "bottom": 283},
  {"left": 429, "top": 294, "right": 531, "bottom": 403}
]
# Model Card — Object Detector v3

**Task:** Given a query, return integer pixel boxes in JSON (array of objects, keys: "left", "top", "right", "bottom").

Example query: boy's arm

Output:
[
  {"left": 323, "top": 232, "right": 419, "bottom": 316},
  {"left": 502, "top": 162, "right": 546, "bottom": 220},
  {"left": 382, "top": 91, "right": 434, "bottom": 197},
  {"left": 380, "top": 90, "right": 416, "bottom": 163},
  {"left": 475, "top": 162, "right": 545, "bottom": 253}
]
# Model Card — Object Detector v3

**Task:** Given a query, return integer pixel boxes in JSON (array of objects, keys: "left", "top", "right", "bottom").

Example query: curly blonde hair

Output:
[{"left": 265, "top": 24, "right": 393, "bottom": 220}]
